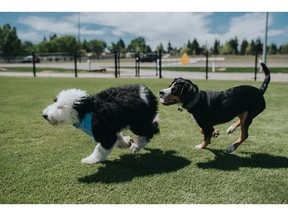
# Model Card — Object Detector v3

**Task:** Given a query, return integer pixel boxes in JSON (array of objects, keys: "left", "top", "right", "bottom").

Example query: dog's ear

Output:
[
  {"left": 73, "top": 96, "right": 94, "bottom": 120},
  {"left": 178, "top": 80, "right": 199, "bottom": 102}
]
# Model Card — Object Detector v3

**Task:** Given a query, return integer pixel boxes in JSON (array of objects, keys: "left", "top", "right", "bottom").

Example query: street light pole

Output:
[
  {"left": 77, "top": 12, "right": 81, "bottom": 62},
  {"left": 262, "top": 12, "right": 269, "bottom": 64}
]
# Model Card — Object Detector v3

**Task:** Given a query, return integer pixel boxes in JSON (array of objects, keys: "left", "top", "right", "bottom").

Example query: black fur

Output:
[{"left": 73, "top": 85, "right": 159, "bottom": 150}]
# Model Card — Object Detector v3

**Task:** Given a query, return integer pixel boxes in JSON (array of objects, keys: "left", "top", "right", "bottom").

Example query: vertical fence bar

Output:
[
  {"left": 114, "top": 50, "right": 118, "bottom": 78},
  {"left": 74, "top": 52, "right": 78, "bottom": 78},
  {"left": 205, "top": 51, "right": 208, "bottom": 80},
  {"left": 32, "top": 52, "right": 36, "bottom": 77},
  {"left": 117, "top": 51, "right": 120, "bottom": 78},
  {"left": 158, "top": 50, "right": 162, "bottom": 79},
  {"left": 254, "top": 49, "right": 258, "bottom": 81}
]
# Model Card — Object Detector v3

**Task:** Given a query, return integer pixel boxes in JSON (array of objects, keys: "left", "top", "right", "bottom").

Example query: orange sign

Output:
[{"left": 181, "top": 52, "right": 190, "bottom": 65}]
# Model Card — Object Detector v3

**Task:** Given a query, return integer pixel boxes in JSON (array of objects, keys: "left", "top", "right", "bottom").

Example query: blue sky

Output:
[{"left": 1, "top": 12, "right": 287, "bottom": 50}]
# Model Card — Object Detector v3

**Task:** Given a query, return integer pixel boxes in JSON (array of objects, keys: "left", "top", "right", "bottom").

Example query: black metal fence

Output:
[{"left": 0, "top": 51, "right": 262, "bottom": 80}]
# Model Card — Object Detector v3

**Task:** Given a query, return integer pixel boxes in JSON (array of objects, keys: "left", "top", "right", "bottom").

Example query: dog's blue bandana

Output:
[{"left": 73, "top": 113, "right": 95, "bottom": 142}]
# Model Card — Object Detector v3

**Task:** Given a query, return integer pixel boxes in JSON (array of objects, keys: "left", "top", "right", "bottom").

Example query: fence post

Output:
[
  {"left": 158, "top": 50, "right": 162, "bottom": 79},
  {"left": 135, "top": 52, "right": 140, "bottom": 77},
  {"left": 114, "top": 50, "right": 118, "bottom": 78},
  {"left": 118, "top": 51, "right": 120, "bottom": 78},
  {"left": 32, "top": 52, "right": 36, "bottom": 77},
  {"left": 254, "top": 48, "right": 258, "bottom": 81},
  {"left": 205, "top": 51, "right": 208, "bottom": 80},
  {"left": 74, "top": 52, "right": 78, "bottom": 78}
]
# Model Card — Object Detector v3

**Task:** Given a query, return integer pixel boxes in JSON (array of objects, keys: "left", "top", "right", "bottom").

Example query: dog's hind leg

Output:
[
  {"left": 130, "top": 118, "right": 160, "bottom": 153},
  {"left": 130, "top": 136, "right": 149, "bottom": 153},
  {"left": 226, "top": 112, "right": 249, "bottom": 153},
  {"left": 115, "top": 133, "right": 134, "bottom": 149}
]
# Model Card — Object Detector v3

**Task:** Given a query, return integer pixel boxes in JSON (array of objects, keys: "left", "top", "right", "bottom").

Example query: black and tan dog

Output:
[{"left": 159, "top": 62, "right": 270, "bottom": 153}]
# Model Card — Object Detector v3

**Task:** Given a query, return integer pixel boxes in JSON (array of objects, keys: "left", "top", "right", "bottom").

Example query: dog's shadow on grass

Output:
[
  {"left": 197, "top": 148, "right": 288, "bottom": 171},
  {"left": 78, "top": 148, "right": 191, "bottom": 184}
]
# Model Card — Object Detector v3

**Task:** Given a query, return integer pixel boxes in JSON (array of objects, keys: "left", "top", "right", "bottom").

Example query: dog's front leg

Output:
[
  {"left": 81, "top": 143, "right": 112, "bottom": 164},
  {"left": 195, "top": 127, "right": 213, "bottom": 149}
]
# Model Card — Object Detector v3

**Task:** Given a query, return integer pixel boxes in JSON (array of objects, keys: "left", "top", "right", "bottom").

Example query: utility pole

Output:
[
  {"left": 77, "top": 12, "right": 81, "bottom": 62},
  {"left": 262, "top": 12, "right": 269, "bottom": 64}
]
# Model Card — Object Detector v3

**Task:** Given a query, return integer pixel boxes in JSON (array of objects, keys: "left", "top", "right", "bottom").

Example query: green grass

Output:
[
  {"left": 122, "top": 66, "right": 288, "bottom": 73},
  {"left": 0, "top": 77, "right": 287, "bottom": 204},
  {"left": 1, "top": 67, "right": 87, "bottom": 73}
]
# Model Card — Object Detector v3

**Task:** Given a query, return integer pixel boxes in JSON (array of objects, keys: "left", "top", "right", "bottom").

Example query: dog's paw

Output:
[
  {"left": 195, "top": 144, "right": 204, "bottom": 150},
  {"left": 81, "top": 155, "right": 100, "bottom": 164},
  {"left": 130, "top": 143, "right": 140, "bottom": 154},
  {"left": 123, "top": 136, "right": 134, "bottom": 146},
  {"left": 226, "top": 125, "right": 237, "bottom": 134},
  {"left": 115, "top": 136, "right": 134, "bottom": 149},
  {"left": 226, "top": 145, "right": 236, "bottom": 153},
  {"left": 212, "top": 130, "right": 220, "bottom": 138}
]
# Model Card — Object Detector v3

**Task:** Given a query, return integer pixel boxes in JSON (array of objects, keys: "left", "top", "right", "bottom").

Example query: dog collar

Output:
[
  {"left": 73, "top": 113, "right": 95, "bottom": 142},
  {"left": 183, "top": 91, "right": 201, "bottom": 111}
]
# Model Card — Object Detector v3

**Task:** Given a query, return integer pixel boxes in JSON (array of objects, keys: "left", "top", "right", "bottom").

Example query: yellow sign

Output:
[{"left": 181, "top": 52, "right": 190, "bottom": 65}]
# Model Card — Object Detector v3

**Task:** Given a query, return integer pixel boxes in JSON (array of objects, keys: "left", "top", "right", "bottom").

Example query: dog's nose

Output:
[
  {"left": 159, "top": 90, "right": 164, "bottom": 96},
  {"left": 42, "top": 114, "right": 48, "bottom": 120}
]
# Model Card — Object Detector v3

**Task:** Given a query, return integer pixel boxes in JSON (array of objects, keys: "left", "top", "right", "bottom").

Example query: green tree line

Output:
[{"left": 1, "top": 23, "right": 288, "bottom": 57}]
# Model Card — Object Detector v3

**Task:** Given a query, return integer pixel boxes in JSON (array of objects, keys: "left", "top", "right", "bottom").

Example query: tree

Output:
[
  {"left": 87, "top": 39, "right": 107, "bottom": 58},
  {"left": 191, "top": 38, "right": 200, "bottom": 55},
  {"left": 212, "top": 39, "right": 220, "bottom": 55},
  {"left": 127, "top": 37, "right": 151, "bottom": 53},
  {"left": 167, "top": 41, "right": 173, "bottom": 53},
  {"left": 267, "top": 43, "right": 278, "bottom": 55},
  {"left": 21, "top": 41, "right": 35, "bottom": 54},
  {"left": 37, "top": 35, "right": 78, "bottom": 53},
  {"left": 116, "top": 39, "right": 126, "bottom": 52},
  {"left": 228, "top": 37, "right": 239, "bottom": 55},
  {"left": 0, "top": 24, "right": 21, "bottom": 55},
  {"left": 245, "top": 40, "right": 255, "bottom": 55},
  {"left": 240, "top": 39, "right": 248, "bottom": 55},
  {"left": 187, "top": 39, "right": 192, "bottom": 55},
  {"left": 279, "top": 43, "right": 288, "bottom": 54},
  {"left": 157, "top": 43, "right": 165, "bottom": 53}
]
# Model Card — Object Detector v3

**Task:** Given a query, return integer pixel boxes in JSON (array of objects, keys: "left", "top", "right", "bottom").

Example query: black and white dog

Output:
[
  {"left": 159, "top": 62, "right": 270, "bottom": 153},
  {"left": 42, "top": 85, "right": 159, "bottom": 164}
]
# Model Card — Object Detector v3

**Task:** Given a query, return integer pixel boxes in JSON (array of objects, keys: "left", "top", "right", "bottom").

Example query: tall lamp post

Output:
[
  {"left": 77, "top": 12, "right": 81, "bottom": 62},
  {"left": 262, "top": 12, "right": 269, "bottom": 64}
]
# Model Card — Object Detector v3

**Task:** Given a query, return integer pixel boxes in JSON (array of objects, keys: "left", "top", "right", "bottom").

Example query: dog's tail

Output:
[{"left": 259, "top": 61, "right": 271, "bottom": 95}]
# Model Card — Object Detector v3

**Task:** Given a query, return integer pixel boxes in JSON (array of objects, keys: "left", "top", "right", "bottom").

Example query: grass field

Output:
[{"left": 0, "top": 77, "right": 287, "bottom": 204}]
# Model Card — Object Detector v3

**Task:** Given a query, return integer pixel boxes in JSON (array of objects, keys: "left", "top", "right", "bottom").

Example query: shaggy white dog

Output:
[{"left": 43, "top": 86, "right": 159, "bottom": 164}]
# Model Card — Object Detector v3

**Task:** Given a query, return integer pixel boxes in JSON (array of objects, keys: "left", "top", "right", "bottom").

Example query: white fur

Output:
[
  {"left": 226, "top": 125, "right": 237, "bottom": 134},
  {"left": 42, "top": 89, "right": 87, "bottom": 125},
  {"left": 130, "top": 136, "right": 148, "bottom": 153},
  {"left": 195, "top": 144, "right": 203, "bottom": 150},
  {"left": 81, "top": 143, "right": 113, "bottom": 164},
  {"left": 159, "top": 86, "right": 172, "bottom": 99},
  {"left": 115, "top": 133, "right": 133, "bottom": 149},
  {"left": 139, "top": 85, "right": 149, "bottom": 105}
]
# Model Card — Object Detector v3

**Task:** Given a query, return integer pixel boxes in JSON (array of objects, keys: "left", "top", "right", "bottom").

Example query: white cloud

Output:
[
  {"left": 17, "top": 14, "right": 106, "bottom": 42},
  {"left": 15, "top": 12, "right": 286, "bottom": 49},
  {"left": 77, "top": 12, "right": 213, "bottom": 49}
]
